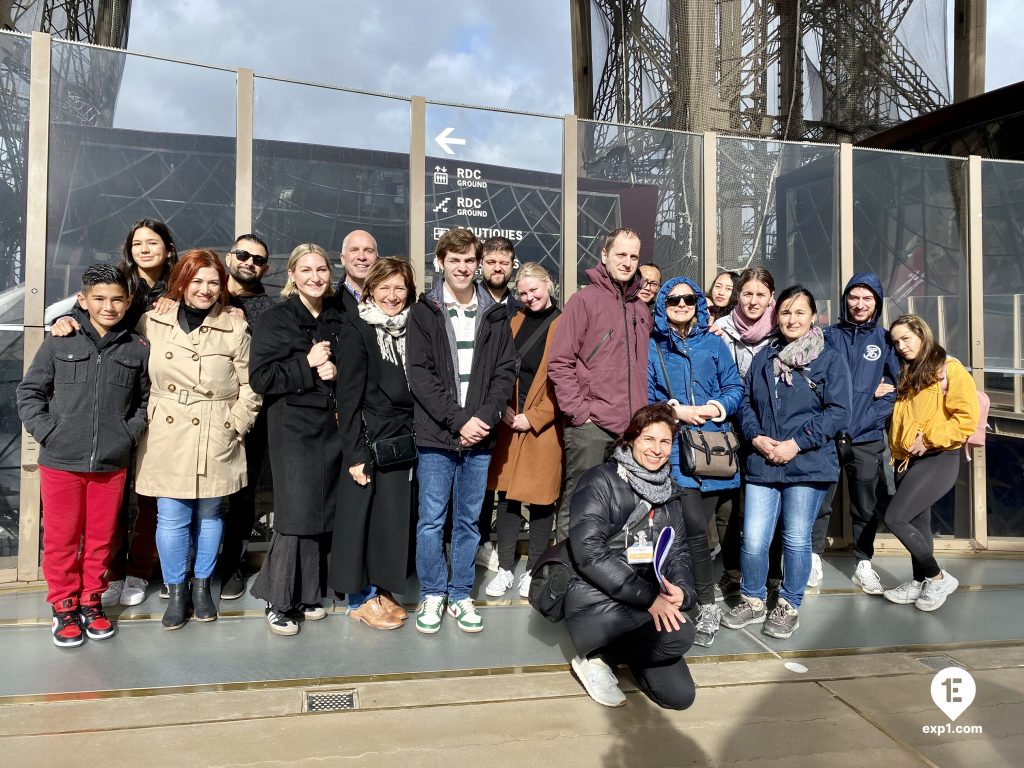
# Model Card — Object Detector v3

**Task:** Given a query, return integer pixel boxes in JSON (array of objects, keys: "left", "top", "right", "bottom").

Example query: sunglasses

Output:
[
  {"left": 666, "top": 293, "right": 697, "bottom": 307},
  {"left": 230, "top": 249, "right": 269, "bottom": 267}
]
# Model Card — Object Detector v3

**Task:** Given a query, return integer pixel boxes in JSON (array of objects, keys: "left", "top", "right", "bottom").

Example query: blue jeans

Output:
[
  {"left": 415, "top": 447, "right": 491, "bottom": 601},
  {"left": 740, "top": 483, "right": 828, "bottom": 609},
  {"left": 156, "top": 497, "right": 223, "bottom": 584}
]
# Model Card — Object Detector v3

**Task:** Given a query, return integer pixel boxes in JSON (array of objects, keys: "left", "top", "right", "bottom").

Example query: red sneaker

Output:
[
  {"left": 79, "top": 602, "right": 116, "bottom": 640},
  {"left": 51, "top": 599, "right": 84, "bottom": 648}
]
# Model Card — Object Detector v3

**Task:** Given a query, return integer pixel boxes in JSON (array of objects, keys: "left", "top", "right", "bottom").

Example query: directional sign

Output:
[{"left": 434, "top": 127, "right": 466, "bottom": 155}]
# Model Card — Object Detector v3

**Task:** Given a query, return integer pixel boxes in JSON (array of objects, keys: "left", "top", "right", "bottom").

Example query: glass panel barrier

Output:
[
  {"left": 577, "top": 121, "right": 702, "bottom": 292},
  {"left": 717, "top": 137, "right": 840, "bottom": 324},
  {"left": 853, "top": 148, "right": 970, "bottom": 538},
  {"left": 0, "top": 32, "right": 30, "bottom": 576},
  {"left": 423, "top": 104, "right": 562, "bottom": 294},
  {"left": 981, "top": 158, "right": 1024, "bottom": 538},
  {"left": 852, "top": 148, "right": 969, "bottom": 361},
  {"left": 253, "top": 79, "right": 411, "bottom": 293},
  {"left": 45, "top": 42, "right": 236, "bottom": 317}
]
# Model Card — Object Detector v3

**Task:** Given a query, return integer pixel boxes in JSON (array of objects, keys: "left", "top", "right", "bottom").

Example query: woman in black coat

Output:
[
  {"left": 328, "top": 258, "right": 417, "bottom": 630},
  {"left": 249, "top": 244, "right": 345, "bottom": 637},
  {"left": 564, "top": 403, "right": 698, "bottom": 710}
]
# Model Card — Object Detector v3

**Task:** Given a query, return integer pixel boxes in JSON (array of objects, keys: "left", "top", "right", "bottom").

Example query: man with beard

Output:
[
  {"left": 476, "top": 237, "right": 520, "bottom": 570},
  {"left": 479, "top": 237, "right": 521, "bottom": 318},
  {"left": 332, "top": 229, "right": 379, "bottom": 314},
  {"left": 218, "top": 234, "right": 276, "bottom": 599}
]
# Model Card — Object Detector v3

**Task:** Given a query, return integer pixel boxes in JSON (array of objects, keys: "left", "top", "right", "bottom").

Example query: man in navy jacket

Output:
[{"left": 809, "top": 273, "right": 900, "bottom": 594}]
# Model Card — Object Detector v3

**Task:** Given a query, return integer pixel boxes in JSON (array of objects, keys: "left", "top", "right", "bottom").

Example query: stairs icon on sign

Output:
[{"left": 433, "top": 197, "right": 450, "bottom": 214}]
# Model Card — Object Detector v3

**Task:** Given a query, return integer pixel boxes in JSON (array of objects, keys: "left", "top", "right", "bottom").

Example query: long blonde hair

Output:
[{"left": 281, "top": 244, "right": 334, "bottom": 298}]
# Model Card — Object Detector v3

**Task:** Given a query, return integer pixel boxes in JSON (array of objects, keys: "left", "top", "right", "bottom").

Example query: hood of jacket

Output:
[
  {"left": 837, "top": 272, "right": 884, "bottom": 328},
  {"left": 652, "top": 276, "right": 708, "bottom": 351},
  {"left": 584, "top": 263, "right": 643, "bottom": 304}
]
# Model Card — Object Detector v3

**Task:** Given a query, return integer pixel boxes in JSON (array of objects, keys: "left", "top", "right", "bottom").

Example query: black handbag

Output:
[
  {"left": 796, "top": 369, "right": 854, "bottom": 467},
  {"left": 528, "top": 539, "right": 574, "bottom": 623},
  {"left": 368, "top": 433, "right": 417, "bottom": 467},
  {"left": 654, "top": 344, "right": 740, "bottom": 479}
]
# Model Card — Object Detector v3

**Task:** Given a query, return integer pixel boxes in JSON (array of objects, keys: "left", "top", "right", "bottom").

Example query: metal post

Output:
[
  {"left": 836, "top": 141, "right": 854, "bottom": 544},
  {"left": 967, "top": 155, "right": 987, "bottom": 548},
  {"left": 1014, "top": 294, "right": 1022, "bottom": 413},
  {"left": 562, "top": 114, "right": 579, "bottom": 299},
  {"left": 18, "top": 32, "right": 52, "bottom": 582},
  {"left": 702, "top": 131, "right": 717, "bottom": 288},
  {"left": 235, "top": 67, "right": 254, "bottom": 238},
  {"left": 408, "top": 96, "right": 426, "bottom": 294}
]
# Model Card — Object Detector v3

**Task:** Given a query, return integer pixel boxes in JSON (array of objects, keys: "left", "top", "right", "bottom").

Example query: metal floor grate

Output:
[
  {"left": 303, "top": 689, "right": 359, "bottom": 712},
  {"left": 915, "top": 655, "right": 960, "bottom": 672}
]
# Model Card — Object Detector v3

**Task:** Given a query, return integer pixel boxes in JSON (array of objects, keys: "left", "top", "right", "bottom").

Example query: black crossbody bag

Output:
[{"left": 655, "top": 344, "right": 740, "bottom": 478}]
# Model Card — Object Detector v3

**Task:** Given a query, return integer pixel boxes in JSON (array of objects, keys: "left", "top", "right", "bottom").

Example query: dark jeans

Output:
[
  {"left": 811, "top": 439, "right": 891, "bottom": 561},
  {"left": 601, "top": 619, "right": 697, "bottom": 711},
  {"left": 680, "top": 488, "right": 719, "bottom": 605},
  {"left": 884, "top": 450, "right": 960, "bottom": 581},
  {"left": 218, "top": 411, "right": 269, "bottom": 579},
  {"left": 556, "top": 422, "right": 616, "bottom": 541},
  {"left": 494, "top": 492, "right": 555, "bottom": 571},
  {"left": 107, "top": 492, "right": 160, "bottom": 582}
]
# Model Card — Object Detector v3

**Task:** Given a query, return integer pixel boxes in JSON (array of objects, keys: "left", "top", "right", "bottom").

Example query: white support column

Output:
[
  {"left": 235, "top": 67, "right": 254, "bottom": 238},
  {"left": 562, "top": 114, "right": 579, "bottom": 299},
  {"left": 409, "top": 97, "right": 426, "bottom": 293},
  {"left": 967, "top": 155, "right": 987, "bottom": 549}
]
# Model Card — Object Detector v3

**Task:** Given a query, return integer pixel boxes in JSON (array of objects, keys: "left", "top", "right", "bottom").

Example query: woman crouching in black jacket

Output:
[{"left": 564, "top": 402, "right": 697, "bottom": 710}]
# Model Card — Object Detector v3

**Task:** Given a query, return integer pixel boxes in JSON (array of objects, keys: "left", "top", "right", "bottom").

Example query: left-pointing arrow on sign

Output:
[{"left": 434, "top": 127, "right": 466, "bottom": 155}]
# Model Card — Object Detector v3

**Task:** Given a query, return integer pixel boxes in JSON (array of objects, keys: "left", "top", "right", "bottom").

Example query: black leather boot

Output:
[
  {"left": 162, "top": 582, "right": 192, "bottom": 630},
  {"left": 192, "top": 577, "right": 218, "bottom": 622}
]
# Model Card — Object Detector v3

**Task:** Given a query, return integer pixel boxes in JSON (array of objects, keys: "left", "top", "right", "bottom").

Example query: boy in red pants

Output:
[{"left": 18, "top": 264, "right": 150, "bottom": 647}]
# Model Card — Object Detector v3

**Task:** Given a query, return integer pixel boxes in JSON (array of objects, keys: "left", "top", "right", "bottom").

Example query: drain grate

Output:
[
  {"left": 916, "top": 655, "right": 960, "bottom": 672},
  {"left": 303, "top": 689, "right": 359, "bottom": 712}
]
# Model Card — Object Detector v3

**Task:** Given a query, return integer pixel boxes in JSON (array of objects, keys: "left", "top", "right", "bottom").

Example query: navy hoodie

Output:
[{"left": 824, "top": 272, "right": 901, "bottom": 444}]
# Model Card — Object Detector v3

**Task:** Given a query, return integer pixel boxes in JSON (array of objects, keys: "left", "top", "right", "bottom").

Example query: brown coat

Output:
[
  {"left": 135, "top": 304, "right": 262, "bottom": 499},
  {"left": 487, "top": 313, "right": 563, "bottom": 505}
]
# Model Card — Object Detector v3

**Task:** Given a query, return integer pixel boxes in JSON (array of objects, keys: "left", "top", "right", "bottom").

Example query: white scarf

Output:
[{"left": 359, "top": 301, "right": 408, "bottom": 367}]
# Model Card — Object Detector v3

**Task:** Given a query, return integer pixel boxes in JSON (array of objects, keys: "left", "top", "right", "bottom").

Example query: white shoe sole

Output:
[
  {"left": 571, "top": 657, "right": 626, "bottom": 707},
  {"left": 119, "top": 590, "right": 147, "bottom": 607},
  {"left": 762, "top": 620, "right": 799, "bottom": 639}
]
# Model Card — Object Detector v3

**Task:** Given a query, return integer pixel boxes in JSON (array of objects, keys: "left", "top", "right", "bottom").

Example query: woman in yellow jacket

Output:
[{"left": 881, "top": 314, "right": 978, "bottom": 612}]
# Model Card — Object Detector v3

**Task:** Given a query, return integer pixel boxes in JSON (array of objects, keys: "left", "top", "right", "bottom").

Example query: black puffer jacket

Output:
[{"left": 564, "top": 461, "right": 696, "bottom": 658}]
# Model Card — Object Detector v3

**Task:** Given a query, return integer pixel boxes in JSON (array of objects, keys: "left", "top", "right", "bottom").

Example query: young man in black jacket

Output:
[
  {"left": 18, "top": 264, "right": 151, "bottom": 647},
  {"left": 407, "top": 228, "right": 516, "bottom": 635}
]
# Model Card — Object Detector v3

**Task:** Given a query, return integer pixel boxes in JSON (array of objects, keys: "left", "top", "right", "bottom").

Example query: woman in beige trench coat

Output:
[
  {"left": 135, "top": 249, "right": 261, "bottom": 630},
  {"left": 484, "top": 263, "right": 564, "bottom": 599}
]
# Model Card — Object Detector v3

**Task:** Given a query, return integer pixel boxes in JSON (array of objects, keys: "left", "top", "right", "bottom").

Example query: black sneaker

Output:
[
  {"left": 220, "top": 571, "right": 247, "bottom": 601},
  {"left": 762, "top": 598, "right": 799, "bottom": 639},
  {"left": 265, "top": 604, "right": 299, "bottom": 636},
  {"left": 79, "top": 603, "right": 116, "bottom": 640},
  {"left": 714, "top": 572, "right": 741, "bottom": 602},
  {"left": 51, "top": 599, "right": 84, "bottom": 648}
]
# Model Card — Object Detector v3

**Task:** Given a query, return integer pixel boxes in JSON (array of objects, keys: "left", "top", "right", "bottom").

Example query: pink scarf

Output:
[{"left": 730, "top": 300, "right": 777, "bottom": 344}]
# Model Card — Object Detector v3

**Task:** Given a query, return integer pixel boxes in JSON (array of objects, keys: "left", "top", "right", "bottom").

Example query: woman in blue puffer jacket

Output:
[{"left": 648, "top": 277, "right": 743, "bottom": 649}]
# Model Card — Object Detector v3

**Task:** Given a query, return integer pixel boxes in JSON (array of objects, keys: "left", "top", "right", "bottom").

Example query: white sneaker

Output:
[
  {"left": 571, "top": 655, "right": 626, "bottom": 707},
  {"left": 475, "top": 542, "right": 499, "bottom": 572},
  {"left": 485, "top": 568, "right": 515, "bottom": 597},
  {"left": 884, "top": 579, "right": 922, "bottom": 605},
  {"left": 100, "top": 580, "right": 124, "bottom": 607},
  {"left": 851, "top": 560, "right": 884, "bottom": 595},
  {"left": 806, "top": 553, "right": 824, "bottom": 588},
  {"left": 915, "top": 571, "right": 959, "bottom": 612},
  {"left": 518, "top": 572, "right": 532, "bottom": 598},
  {"left": 119, "top": 576, "right": 148, "bottom": 606}
]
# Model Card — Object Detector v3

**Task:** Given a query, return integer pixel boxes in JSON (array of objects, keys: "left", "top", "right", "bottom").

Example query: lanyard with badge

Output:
[{"left": 624, "top": 501, "right": 657, "bottom": 565}]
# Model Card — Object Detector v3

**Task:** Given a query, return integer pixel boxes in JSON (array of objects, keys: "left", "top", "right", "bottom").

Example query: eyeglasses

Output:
[
  {"left": 642, "top": 279, "right": 661, "bottom": 289},
  {"left": 665, "top": 294, "right": 697, "bottom": 307},
  {"left": 229, "top": 249, "right": 269, "bottom": 267}
]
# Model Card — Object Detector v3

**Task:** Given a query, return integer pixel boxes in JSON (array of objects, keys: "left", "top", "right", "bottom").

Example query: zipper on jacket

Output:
[
  {"left": 624, "top": 298, "right": 632, "bottom": 416},
  {"left": 584, "top": 329, "right": 613, "bottom": 364},
  {"left": 89, "top": 352, "right": 102, "bottom": 471}
]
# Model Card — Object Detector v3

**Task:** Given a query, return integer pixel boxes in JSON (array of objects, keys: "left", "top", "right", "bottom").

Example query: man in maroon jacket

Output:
[{"left": 548, "top": 227, "right": 651, "bottom": 540}]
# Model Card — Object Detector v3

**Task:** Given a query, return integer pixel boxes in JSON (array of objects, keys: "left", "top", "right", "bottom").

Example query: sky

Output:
[{"left": 117, "top": 0, "right": 1022, "bottom": 150}]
